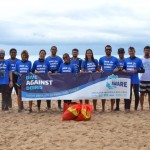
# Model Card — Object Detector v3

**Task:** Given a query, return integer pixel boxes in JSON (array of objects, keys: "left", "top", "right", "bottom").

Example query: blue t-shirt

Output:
[
  {"left": 46, "top": 56, "right": 63, "bottom": 72},
  {"left": 58, "top": 63, "right": 75, "bottom": 73},
  {"left": 124, "top": 57, "right": 144, "bottom": 84},
  {"left": 81, "top": 59, "right": 98, "bottom": 72},
  {"left": 32, "top": 60, "right": 51, "bottom": 74},
  {"left": 70, "top": 58, "right": 82, "bottom": 73},
  {"left": 0, "top": 60, "right": 11, "bottom": 84},
  {"left": 7, "top": 58, "right": 20, "bottom": 72},
  {"left": 16, "top": 60, "right": 32, "bottom": 85},
  {"left": 118, "top": 59, "right": 125, "bottom": 70},
  {"left": 99, "top": 56, "right": 119, "bottom": 72}
]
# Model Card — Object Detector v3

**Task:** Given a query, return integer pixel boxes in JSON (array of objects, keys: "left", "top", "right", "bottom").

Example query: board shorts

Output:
[{"left": 140, "top": 81, "right": 150, "bottom": 94}]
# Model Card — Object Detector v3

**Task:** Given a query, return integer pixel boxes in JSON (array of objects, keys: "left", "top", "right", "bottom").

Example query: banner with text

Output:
[{"left": 21, "top": 72, "right": 131, "bottom": 101}]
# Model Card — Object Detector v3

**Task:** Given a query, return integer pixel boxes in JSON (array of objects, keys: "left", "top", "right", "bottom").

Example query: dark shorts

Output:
[
  {"left": 0, "top": 84, "right": 10, "bottom": 93},
  {"left": 140, "top": 81, "right": 150, "bottom": 94}
]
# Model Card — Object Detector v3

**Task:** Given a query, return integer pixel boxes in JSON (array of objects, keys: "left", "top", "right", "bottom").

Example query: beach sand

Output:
[{"left": 0, "top": 94, "right": 150, "bottom": 150}]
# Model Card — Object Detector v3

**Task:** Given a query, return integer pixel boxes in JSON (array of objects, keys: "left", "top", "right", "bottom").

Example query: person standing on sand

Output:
[
  {"left": 46, "top": 46, "right": 63, "bottom": 109},
  {"left": 0, "top": 49, "right": 13, "bottom": 111},
  {"left": 123, "top": 47, "right": 145, "bottom": 112},
  {"left": 99, "top": 45, "right": 120, "bottom": 112},
  {"left": 81, "top": 49, "right": 99, "bottom": 111},
  {"left": 58, "top": 53, "right": 75, "bottom": 104},
  {"left": 15, "top": 50, "right": 32, "bottom": 112},
  {"left": 140, "top": 46, "right": 150, "bottom": 110},
  {"left": 32, "top": 49, "right": 51, "bottom": 113},
  {"left": 7, "top": 48, "right": 20, "bottom": 109},
  {"left": 70, "top": 48, "right": 83, "bottom": 104},
  {"left": 115, "top": 48, "right": 126, "bottom": 111}
]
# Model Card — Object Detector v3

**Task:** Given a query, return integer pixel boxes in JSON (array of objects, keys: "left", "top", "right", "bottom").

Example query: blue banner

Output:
[{"left": 21, "top": 72, "right": 131, "bottom": 101}]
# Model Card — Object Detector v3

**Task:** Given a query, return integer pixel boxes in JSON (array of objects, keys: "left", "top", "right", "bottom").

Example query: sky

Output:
[{"left": 0, "top": 0, "right": 149, "bottom": 55}]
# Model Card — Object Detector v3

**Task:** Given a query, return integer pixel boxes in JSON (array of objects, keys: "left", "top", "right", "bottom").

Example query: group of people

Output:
[{"left": 0, "top": 45, "right": 149, "bottom": 113}]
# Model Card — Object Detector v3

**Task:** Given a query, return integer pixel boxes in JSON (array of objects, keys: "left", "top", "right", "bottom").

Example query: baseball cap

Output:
[{"left": 118, "top": 48, "right": 125, "bottom": 54}]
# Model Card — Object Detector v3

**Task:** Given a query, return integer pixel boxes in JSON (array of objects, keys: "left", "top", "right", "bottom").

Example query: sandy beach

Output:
[{"left": 0, "top": 94, "right": 150, "bottom": 150}]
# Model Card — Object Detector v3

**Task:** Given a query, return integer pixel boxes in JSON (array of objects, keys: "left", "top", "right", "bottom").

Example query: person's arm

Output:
[
  {"left": 47, "top": 62, "right": 52, "bottom": 74},
  {"left": 95, "top": 59, "right": 100, "bottom": 72},
  {"left": 98, "top": 58, "right": 103, "bottom": 72},
  {"left": 137, "top": 59, "right": 145, "bottom": 73},
  {"left": 99, "top": 64, "right": 103, "bottom": 73},
  {"left": 137, "top": 67, "right": 145, "bottom": 73},
  {"left": 58, "top": 64, "right": 62, "bottom": 73},
  {"left": 80, "top": 60, "right": 85, "bottom": 73},
  {"left": 31, "top": 61, "right": 36, "bottom": 73},
  {"left": 96, "top": 67, "right": 100, "bottom": 72},
  {"left": 9, "top": 71, "right": 13, "bottom": 88},
  {"left": 113, "top": 58, "right": 120, "bottom": 73}
]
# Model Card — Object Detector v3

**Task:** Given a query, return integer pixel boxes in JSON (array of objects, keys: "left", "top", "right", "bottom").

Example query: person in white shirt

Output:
[{"left": 140, "top": 46, "right": 150, "bottom": 110}]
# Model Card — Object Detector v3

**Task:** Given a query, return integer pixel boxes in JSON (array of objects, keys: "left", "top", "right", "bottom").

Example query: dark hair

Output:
[
  {"left": 118, "top": 48, "right": 125, "bottom": 54},
  {"left": 63, "top": 53, "right": 70, "bottom": 62},
  {"left": 144, "top": 46, "right": 150, "bottom": 50},
  {"left": 128, "top": 46, "right": 135, "bottom": 51},
  {"left": 39, "top": 49, "right": 46, "bottom": 55},
  {"left": 105, "top": 45, "right": 112, "bottom": 50},
  {"left": 85, "top": 49, "right": 96, "bottom": 65},
  {"left": 72, "top": 48, "right": 79, "bottom": 52},
  {"left": 51, "top": 46, "right": 57, "bottom": 50},
  {"left": 9, "top": 48, "right": 17, "bottom": 54},
  {"left": 21, "top": 50, "right": 29, "bottom": 59}
]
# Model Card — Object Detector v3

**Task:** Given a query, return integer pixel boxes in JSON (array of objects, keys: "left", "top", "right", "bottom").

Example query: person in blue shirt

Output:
[
  {"left": 7, "top": 48, "right": 20, "bottom": 109},
  {"left": 123, "top": 47, "right": 145, "bottom": 111},
  {"left": 46, "top": 46, "right": 63, "bottom": 109},
  {"left": 115, "top": 48, "right": 126, "bottom": 111},
  {"left": 0, "top": 49, "right": 13, "bottom": 111},
  {"left": 70, "top": 48, "right": 82, "bottom": 73},
  {"left": 32, "top": 49, "right": 52, "bottom": 113},
  {"left": 99, "top": 45, "right": 120, "bottom": 112},
  {"left": 58, "top": 53, "right": 75, "bottom": 103},
  {"left": 81, "top": 49, "right": 99, "bottom": 111},
  {"left": 70, "top": 48, "right": 83, "bottom": 104},
  {"left": 15, "top": 50, "right": 32, "bottom": 112}
]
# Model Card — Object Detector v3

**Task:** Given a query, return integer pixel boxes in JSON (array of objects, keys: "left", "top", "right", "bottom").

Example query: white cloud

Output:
[{"left": 0, "top": 0, "right": 149, "bottom": 46}]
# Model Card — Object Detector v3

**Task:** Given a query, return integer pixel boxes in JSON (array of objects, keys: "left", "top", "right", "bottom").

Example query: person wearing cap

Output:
[
  {"left": 7, "top": 48, "right": 20, "bottom": 109},
  {"left": 140, "top": 46, "right": 150, "bottom": 110},
  {"left": 115, "top": 48, "right": 126, "bottom": 111},
  {"left": 0, "top": 49, "right": 13, "bottom": 111},
  {"left": 99, "top": 45, "right": 120, "bottom": 112},
  {"left": 123, "top": 47, "right": 145, "bottom": 111},
  {"left": 46, "top": 46, "right": 63, "bottom": 109}
]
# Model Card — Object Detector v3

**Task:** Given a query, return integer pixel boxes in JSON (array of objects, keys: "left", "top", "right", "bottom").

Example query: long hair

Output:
[
  {"left": 21, "top": 50, "right": 29, "bottom": 60},
  {"left": 63, "top": 53, "right": 70, "bottom": 63},
  {"left": 85, "top": 49, "right": 96, "bottom": 65}
]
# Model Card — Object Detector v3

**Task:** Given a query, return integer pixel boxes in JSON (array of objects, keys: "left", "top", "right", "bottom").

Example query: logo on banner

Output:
[
  {"left": 106, "top": 74, "right": 118, "bottom": 89},
  {"left": 106, "top": 74, "right": 127, "bottom": 89}
]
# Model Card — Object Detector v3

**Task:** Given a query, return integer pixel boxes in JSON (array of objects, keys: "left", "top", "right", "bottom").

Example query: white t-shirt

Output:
[{"left": 140, "top": 57, "right": 150, "bottom": 81}]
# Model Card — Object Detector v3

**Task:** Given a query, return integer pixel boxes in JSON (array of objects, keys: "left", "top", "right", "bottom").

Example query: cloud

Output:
[{"left": 0, "top": 0, "right": 149, "bottom": 47}]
